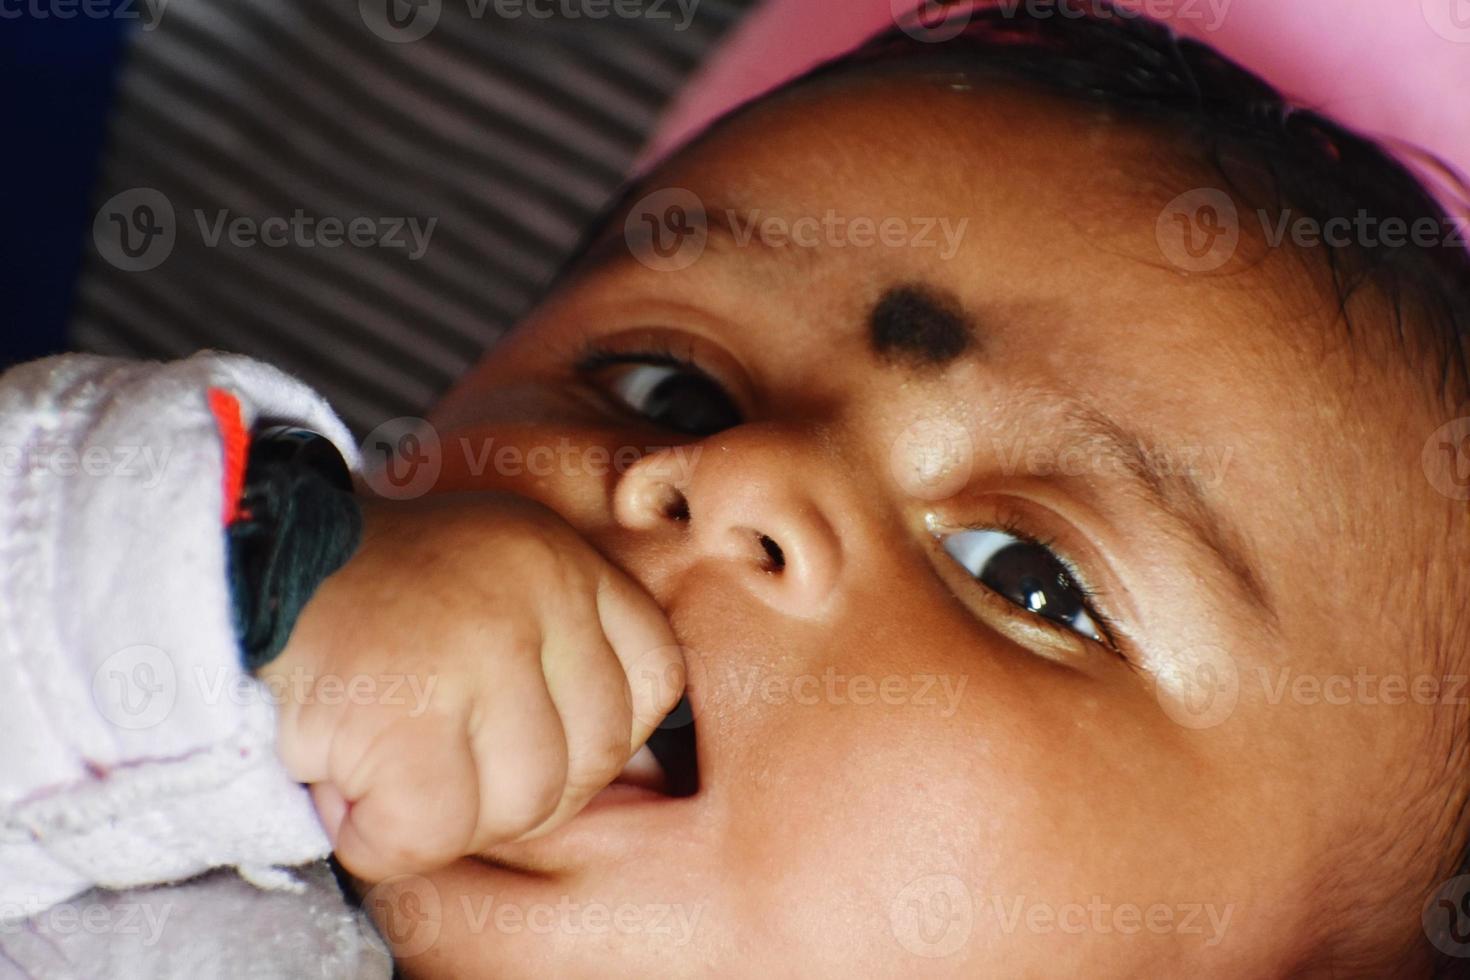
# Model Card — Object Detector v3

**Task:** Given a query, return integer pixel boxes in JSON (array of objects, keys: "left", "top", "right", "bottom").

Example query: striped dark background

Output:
[{"left": 74, "top": 0, "right": 756, "bottom": 432}]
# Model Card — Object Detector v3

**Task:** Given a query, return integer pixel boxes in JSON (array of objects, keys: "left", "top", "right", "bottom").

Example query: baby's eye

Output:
[
  {"left": 589, "top": 356, "right": 742, "bottom": 437},
  {"left": 942, "top": 528, "right": 1107, "bottom": 644}
]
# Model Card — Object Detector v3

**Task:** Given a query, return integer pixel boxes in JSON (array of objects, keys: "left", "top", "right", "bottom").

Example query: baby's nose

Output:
[{"left": 611, "top": 432, "right": 844, "bottom": 617}]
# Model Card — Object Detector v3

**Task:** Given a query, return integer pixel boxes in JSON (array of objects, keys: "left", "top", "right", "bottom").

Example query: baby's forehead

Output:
[
  {"left": 646, "top": 77, "right": 1367, "bottom": 412},
  {"left": 652, "top": 71, "right": 1439, "bottom": 423}
]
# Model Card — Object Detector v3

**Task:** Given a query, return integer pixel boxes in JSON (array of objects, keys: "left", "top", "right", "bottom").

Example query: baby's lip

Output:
[
  {"left": 612, "top": 743, "right": 668, "bottom": 794},
  {"left": 475, "top": 696, "right": 710, "bottom": 875}
]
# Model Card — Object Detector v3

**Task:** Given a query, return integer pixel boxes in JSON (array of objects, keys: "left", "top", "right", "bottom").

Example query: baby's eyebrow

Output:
[{"left": 1052, "top": 402, "right": 1276, "bottom": 622}]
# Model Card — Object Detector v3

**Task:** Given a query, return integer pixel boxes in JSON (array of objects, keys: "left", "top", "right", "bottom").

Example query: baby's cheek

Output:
[{"left": 732, "top": 654, "right": 1290, "bottom": 973}]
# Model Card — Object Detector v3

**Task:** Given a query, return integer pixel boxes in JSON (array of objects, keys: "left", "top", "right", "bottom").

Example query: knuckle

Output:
[
  {"left": 374, "top": 841, "right": 437, "bottom": 878},
  {"left": 502, "top": 529, "right": 564, "bottom": 578},
  {"left": 349, "top": 819, "right": 438, "bottom": 877}
]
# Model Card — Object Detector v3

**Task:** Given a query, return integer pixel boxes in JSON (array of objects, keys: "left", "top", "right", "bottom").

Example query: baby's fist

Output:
[{"left": 259, "top": 493, "right": 684, "bottom": 882}]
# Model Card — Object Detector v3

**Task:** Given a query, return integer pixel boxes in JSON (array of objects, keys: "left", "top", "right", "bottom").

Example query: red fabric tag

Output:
[{"left": 207, "top": 388, "right": 251, "bottom": 526}]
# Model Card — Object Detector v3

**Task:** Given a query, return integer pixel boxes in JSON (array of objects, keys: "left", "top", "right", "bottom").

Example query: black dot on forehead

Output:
[{"left": 868, "top": 283, "right": 974, "bottom": 369}]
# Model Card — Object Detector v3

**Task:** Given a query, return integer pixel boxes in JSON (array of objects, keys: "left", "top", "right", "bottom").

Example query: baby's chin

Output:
[{"left": 372, "top": 836, "right": 725, "bottom": 978}]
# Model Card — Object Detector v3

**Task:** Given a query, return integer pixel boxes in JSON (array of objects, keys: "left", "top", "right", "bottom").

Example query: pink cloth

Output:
[{"left": 643, "top": 0, "right": 1470, "bottom": 216}]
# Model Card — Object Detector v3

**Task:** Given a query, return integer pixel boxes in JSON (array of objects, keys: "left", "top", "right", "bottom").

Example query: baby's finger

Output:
[
  {"left": 329, "top": 710, "right": 480, "bottom": 882},
  {"left": 311, "top": 781, "right": 349, "bottom": 844},
  {"left": 517, "top": 625, "right": 635, "bottom": 840},
  {"left": 595, "top": 566, "right": 685, "bottom": 748},
  {"left": 461, "top": 640, "right": 570, "bottom": 852},
  {"left": 273, "top": 689, "right": 341, "bottom": 785}
]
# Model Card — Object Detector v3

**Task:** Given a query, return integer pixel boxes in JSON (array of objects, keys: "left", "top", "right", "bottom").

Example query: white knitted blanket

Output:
[{"left": 0, "top": 353, "right": 356, "bottom": 925}]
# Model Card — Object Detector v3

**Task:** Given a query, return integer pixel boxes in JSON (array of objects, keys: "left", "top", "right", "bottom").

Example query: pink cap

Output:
[{"left": 641, "top": 0, "right": 1470, "bottom": 224}]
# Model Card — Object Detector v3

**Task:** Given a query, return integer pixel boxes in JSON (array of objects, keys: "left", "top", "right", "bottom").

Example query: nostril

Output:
[
  {"left": 757, "top": 534, "right": 785, "bottom": 573},
  {"left": 663, "top": 488, "right": 690, "bottom": 522}
]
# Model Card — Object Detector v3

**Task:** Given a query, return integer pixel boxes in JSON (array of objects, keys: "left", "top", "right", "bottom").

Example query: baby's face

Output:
[{"left": 404, "top": 76, "right": 1457, "bottom": 976}]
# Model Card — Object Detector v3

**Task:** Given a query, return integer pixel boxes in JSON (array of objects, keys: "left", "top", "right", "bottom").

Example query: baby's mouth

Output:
[
  {"left": 475, "top": 694, "right": 707, "bottom": 875},
  {"left": 613, "top": 695, "right": 700, "bottom": 798}
]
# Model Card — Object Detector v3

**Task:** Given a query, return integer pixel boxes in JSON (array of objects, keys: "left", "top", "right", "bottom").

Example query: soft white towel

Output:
[{"left": 0, "top": 352, "right": 360, "bottom": 924}]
